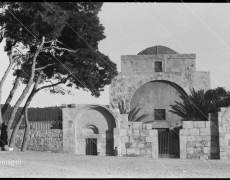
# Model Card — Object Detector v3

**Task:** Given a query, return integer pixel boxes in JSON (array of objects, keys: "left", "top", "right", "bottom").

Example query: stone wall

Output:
[
  {"left": 11, "top": 129, "right": 63, "bottom": 152},
  {"left": 180, "top": 121, "right": 219, "bottom": 160},
  {"left": 215, "top": 107, "right": 230, "bottom": 160},
  {"left": 121, "top": 54, "right": 196, "bottom": 73},
  {"left": 114, "top": 120, "right": 158, "bottom": 158}
]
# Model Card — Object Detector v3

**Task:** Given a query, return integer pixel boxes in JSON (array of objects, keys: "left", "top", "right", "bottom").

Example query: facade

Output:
[
  {"left": 109, "top": 45, "right": 210, "bottom": 128},
  {"left": 62, "top": 45, "right": 212, "bottom": 158}
]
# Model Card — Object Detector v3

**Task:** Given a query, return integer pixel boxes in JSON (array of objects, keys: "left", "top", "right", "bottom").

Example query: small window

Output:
[
  {"left": 155, "top": 62, "right": 162, "bottom": 72},
  {"left": 154, "top": 109, "right": 165, "bottom": 120}
]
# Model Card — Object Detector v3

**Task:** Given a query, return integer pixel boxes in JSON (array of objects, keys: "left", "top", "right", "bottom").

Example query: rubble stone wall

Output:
[{"left": 11, "top": 129, "right": 63, "bottom": 152}]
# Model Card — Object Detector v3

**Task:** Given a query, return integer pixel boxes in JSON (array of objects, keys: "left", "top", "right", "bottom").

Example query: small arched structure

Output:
[{"left": 62, "top": 104, "right": 117, "bottom": 156}]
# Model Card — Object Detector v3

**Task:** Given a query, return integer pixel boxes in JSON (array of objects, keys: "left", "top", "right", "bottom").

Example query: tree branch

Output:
[
  {"left": 35, "top": 63, "right": 55, "bottom": 71},
  {"left": 36, "top": 77, "right": 69, "bottom": 92},
  {"left": 44, "top": 46, "right": 79, "bottom": 53}
]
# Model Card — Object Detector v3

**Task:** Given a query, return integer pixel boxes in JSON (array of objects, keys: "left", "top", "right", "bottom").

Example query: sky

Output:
[{"left": 0, "top": 3, "right": 230, "bottom": 108}]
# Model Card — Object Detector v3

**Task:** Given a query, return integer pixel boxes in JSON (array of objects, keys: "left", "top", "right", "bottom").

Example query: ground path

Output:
[{"left": 0, "top": 151, "right": 230, "bottom": 178}]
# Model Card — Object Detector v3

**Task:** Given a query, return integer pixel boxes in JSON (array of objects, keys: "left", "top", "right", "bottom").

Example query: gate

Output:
[
  {"left": 158, "top": 130, "right": 170, "bottom": 158},
  {"left": 158, "top": 128, "right": 180, "bottom": 158},
  {"left": 85, "top": 138, "right": 97, "bottom": 155}
]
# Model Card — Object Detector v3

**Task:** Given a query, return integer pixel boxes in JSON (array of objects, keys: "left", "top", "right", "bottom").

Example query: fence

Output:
[
  {"left": 19, "top": 120, "right": 62, "bottom": 130},
  {"left": 2, "top": 105, "right": 63, "bottom": 130}
]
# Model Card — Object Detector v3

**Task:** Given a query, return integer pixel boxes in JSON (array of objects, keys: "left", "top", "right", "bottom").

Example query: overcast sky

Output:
[{"left": 0, "top": 3, "right": 230, "bottom": 108}]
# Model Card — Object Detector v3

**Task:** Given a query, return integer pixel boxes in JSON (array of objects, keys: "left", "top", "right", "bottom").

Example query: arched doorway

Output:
[
  {"left": 130, "top": 80, "right": 187, "bottom": 158},
  {"left": 84, "top": 125, "right": 99, "bottom": 155},
  {"left": 73, "top": 105, "right": 117, "bottom": 156}
]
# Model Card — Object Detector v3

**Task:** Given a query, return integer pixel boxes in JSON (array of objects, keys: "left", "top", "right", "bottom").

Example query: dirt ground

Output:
[{"left": 0, "top": 151, "right": 230, "bottom": 178}]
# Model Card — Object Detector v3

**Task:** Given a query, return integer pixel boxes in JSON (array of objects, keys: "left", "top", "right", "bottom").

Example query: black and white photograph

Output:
[{"left": 0, "top": 1, "right": 230, "bottom": 178}]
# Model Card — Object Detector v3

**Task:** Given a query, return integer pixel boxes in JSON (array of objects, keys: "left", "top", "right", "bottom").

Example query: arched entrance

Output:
[
  {"left": 73, "top": 105, "right": 117, "bottom": 156},
  {"left": 130, "top": 80, "right": 187, "bottom": 158},
  {"left": 84, "top": 125, "right": 99, "bottom": 155}
]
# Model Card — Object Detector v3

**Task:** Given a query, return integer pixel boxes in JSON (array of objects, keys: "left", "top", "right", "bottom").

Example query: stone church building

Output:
[{"left": 62, "top": 45, "right": 211, "bottom": 158}]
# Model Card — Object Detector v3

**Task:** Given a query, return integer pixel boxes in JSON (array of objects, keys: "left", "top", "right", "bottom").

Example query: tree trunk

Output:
[
  {"left": 21, "top": 104, "right": 29, "bottom": 152},
  {"left": 1, "top": 74, "right": 21, "bottom": 116},
  {"left": 10, "top": 73, "right": 42, "bottom": 149},
  {"left": 10, "top": 72, "right": 68, "bottom": 149},
  {"left": 0, "top": 62, "right": 13, "bottom": 124},
  {"left": 8, "top": 37, "right": 45, "bottom": 147}
]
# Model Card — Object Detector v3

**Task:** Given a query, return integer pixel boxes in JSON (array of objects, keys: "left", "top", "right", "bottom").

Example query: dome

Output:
[{"left": 138, "top": 45, "right": 179, "bottom": 55}]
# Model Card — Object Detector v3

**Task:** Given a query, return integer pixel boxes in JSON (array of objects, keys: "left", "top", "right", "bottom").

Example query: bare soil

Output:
[{"left": 0, "top": 151, "right": 230, "bottom": 178}]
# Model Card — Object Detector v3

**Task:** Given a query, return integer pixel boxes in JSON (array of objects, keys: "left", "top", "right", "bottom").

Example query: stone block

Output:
[
  {"left": 136, "top": 136, "right": 146, "bottom": 143},
  {"left": 127, "top": 129, "right": 133, "bottom": 136},
  {"left": 183, "top": 121, "right": 194, "bottom": 129},
  {"left": 149, "top": 130, "right": 157, "bottom": 137},
  {"left": 179, "top": 129, "right": 189, "bottom": 136},
  {"left": 220, "top": 152, "right": 227, "bottom": 160},
  {"left": 202, "top": 135, "right": 211, "bottom": 141},
  {"left": 129, "top": 136, "right": 137, "bottom": 143},
  {"left": 187, "top": 136, "right": 195, "bottom": 141},
  {"left": 121, "top": 136, "right": 129, "bottom": 143},
  {"left": 133, "top": 129, "right": 139, "bottom": 136},
  {"left": 186, "top": 141, "right": 195, "bottom": 147},
  {"left": 139, "top": 129, "right": 149, "bottom": 137},
  {"left": 135, "top": 148, "right": 141, "bottom": 154},
  {"left": 189, "top": 128, "right": 200, "bottom": 136},
  {"left": 132, "top": 122, "right": 143, "bottom": 129},
  {"left": 195, "top": 141, "right": 203, "bottom": 147},
  {"left": 220, "top": 146, "right": 227, "bottom": 152},
  {"left": 219, "top": 132, "right": 226, "bottom": 138},
  {"left": 145, "top": 124, "right": 152, "bottom": 130},
  {"left": 200, "top": 154, "right": 210, "bottom": 160},
  {"left": 121, "top": 143, "right": 126, "bottom": 148},
  {"left": 126, "top": 148, "right": 136, "bottom": 154},
  {"left": 121, "top": 147, "right": 127, "bottom": 155},
  {"left": 187, "top": 147, "right": 194, "bottom": 154},
  {"left": 137, "top": 143, "right": 145, "bottom": 148},
  {"left": 180, "top": 136, "right": 187, "bottom": 144},
  {"left": 140, "top": 148, "right": 147, "bottom": 154},
  {"left": 120, "top": 129, "right": 127, "bottom": 136},
  {"left": 203, "top": 141, "right": 210, "bottom": 147},
  {"left": 145, "top": 136, "right": 154, "bottom": 142},
  {"left": 130, "top": 143, "right": 137, "bottom": 148},
  {"left": 219, "top": 138, "right": 227, "bottom": 146},
  {"left": 145, "top": 142, "right": 152, "bottom": 149},
  {"left": 205, "top": 121, "right": 211, "bottom": 128},
  {"left": 195, "top": 136, "right": 202, "bottom": 141},
  {"left": 200, "top": 128, "right": 211, "bottom": 135},
  {"left": 194, "top": 121, "right": 205, "bottom": 128},
  {"left": 194, "top": 146, "right": 204, "bottom": 154},
  {"left": 101, "top": 142, "right": 106, "bottom": 148},
  {"left": 180, "top": 142, "right": 186, "bottom": 159}
]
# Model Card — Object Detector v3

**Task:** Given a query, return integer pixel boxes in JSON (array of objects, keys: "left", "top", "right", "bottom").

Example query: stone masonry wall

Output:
[
  {"left": 114, "top": 120, "right": 158, "bottom": 158},
  {"left": 11, "top": 129, "right": 63, "bottom": 152},
  {"left": 216, "top": 107, "right": 230, "bottom": 160},
  {"left": 180, "top": 121, "right": 219, "bottom": 160}
]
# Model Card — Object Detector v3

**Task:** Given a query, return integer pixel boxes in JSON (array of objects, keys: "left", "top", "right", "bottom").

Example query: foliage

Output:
[
  {"left": 0, "top": 2, "right": 118, "bottom": 97},
  {"left": 128, "top": 104, "right": 149, "bottom": 122},
  {"left": 169, "top": 87, "right": 230, "bottom": 121},
  {"left": 118, "top": 100, "right": 128, "bottom": 114},
  {"left": 111, "top": 100, "right": 149, "bottom": 122}
]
